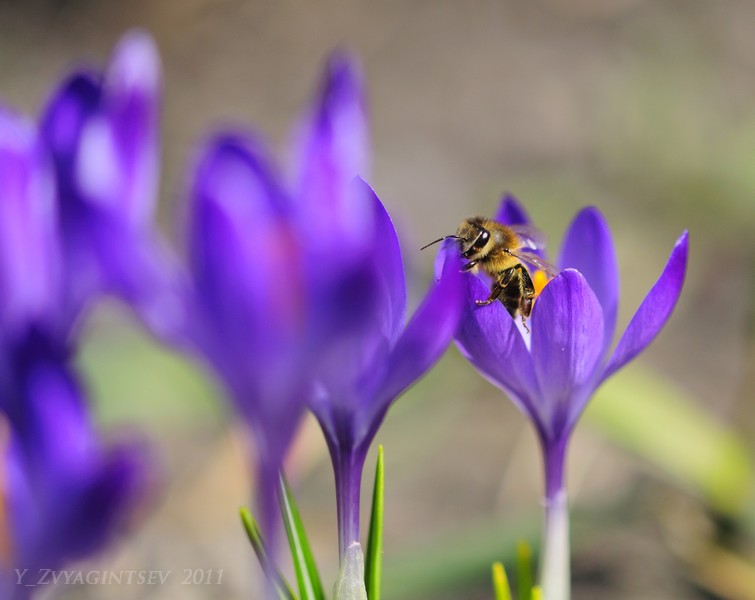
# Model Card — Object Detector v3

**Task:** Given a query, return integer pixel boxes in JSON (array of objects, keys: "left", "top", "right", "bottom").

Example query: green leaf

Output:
[
  {"left": 239, "top": 507, "right": 297, "bottom": 600},
  {"left": 516, "top": 541, "right": 534, "bottom": 600},
  {"left": 586, "top": 368, "right": 753, "bottom": 516},
  {"left": 491, "top": 562, "right": 512, "bottom": 600},
  {"left": 530, "top": 586, "right": 543, "bottom": 600},
  {"left": 365, "top": 445, "right": 385, "bottom": 600},
  {"left": 278, "top": 476, "right": 326, "bottom": 600}
]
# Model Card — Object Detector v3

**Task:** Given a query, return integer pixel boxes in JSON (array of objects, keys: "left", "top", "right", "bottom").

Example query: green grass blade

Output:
[
  {"left": 239, "top": 507, "right": 297, "bottom": 600},
  {"left": 516, "top": 541, "right": 534, "bottom": 600},
  {"left": 365, "top": 445, "right": 385, "bottom": 600},
  {"left": 491, "top": 562, "right": 512, "bottom": 600},
  {"left": 530, "top": 586, "right": 543, "bottom": 600},
  {"left": 278, "top": 476, "right": 326, "bottom": 600}
]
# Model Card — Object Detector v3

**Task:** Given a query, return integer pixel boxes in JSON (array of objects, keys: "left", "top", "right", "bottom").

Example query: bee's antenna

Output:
[{"left": 420, "top": 235, "right": 459, "bottom": 251}]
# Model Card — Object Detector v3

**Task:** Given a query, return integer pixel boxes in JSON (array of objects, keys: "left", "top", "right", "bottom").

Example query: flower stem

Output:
[
  {"left": 332, "top": 448, "right": 367, "bottom": 561},
  {"left": 257, "top": 457, "right": 281, "bottom": 600},
  {"left": 540, "top": 439, "right": 570, "bottom": 600}
]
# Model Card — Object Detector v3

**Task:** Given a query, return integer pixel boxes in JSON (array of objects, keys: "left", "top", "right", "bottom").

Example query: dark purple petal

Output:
[
  {"left": 601, "top": 231, "right": 689, "bottom": 382},
  {"left": 454, "top": 271, "right": 542, "bottom": 427},
  {"left": 376, "top": 248, "right": 463, "bottom": 409},
  {"left": 302, "top": 181, "right": 396, "bottom": 371},
  {"left": 360, "top": 178, "right": 406, "bottom": 343},
  {"left": 558, "top": 207, "right": 619, "bottom": 354},
  {"left": 40, "top": 71, "right": 101, "bottom": 213},
  {"left": 292, "top": 50, "right": 372, "bottom": 260},
  {"left": 3, "top": 351, "right": 151, "bottom": 573},
  {"left": 530, "top": 269, "right": 604, "bottom": 438},
  {"left": 494, "top": 192, "right": 531, "bottom": 225},
  {"left": 0, "top": 109, "right": 61, "bottom": 339}
]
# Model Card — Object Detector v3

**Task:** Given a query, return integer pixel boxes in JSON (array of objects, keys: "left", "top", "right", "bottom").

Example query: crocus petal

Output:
[
  {"left": 360, "top": 178, "right": 406, "bottom": 343},
  {"left": 530, "top": 269, "right": 604, "bottom": 438},
  {"left": 40, "top": 71, "right": 101, "bottom": 211},
  {"left": 42, "top": 31, "right": 160, "bottom": 227},
  {"left": 293, "top": 50, "right": 372, "bottom": 259},
  {"left": 454, "top": 272, "right": 542, "bottom": 427},
  {"left": 3, "top": 349, "right": 151, "bottom": 572},
  {"left": 189, "top": 132, "right": 297, "bottom": 373},
  {"left": 494, "top": 192, "right": 532, "bottom": 225},
  {"left": 56, "top": 441, "right": 150, "bottom": 562},
  {"left": 0, "top": 109, "right": 61, "bottom": 339},
  {"left": 601, "top": 231, "right": 689, "bottom": 382},
  {"left": 364, "top": 248, "right": 464, "bottom": 438},
  {"left": 95, "top": 29, "right": 160, "bottom": 226},
  {"left": 188, "top": 132, "right": 306, "bottom": 464},
  {"left": 558, "top": 207, "right": 619, "bottom": 353}
]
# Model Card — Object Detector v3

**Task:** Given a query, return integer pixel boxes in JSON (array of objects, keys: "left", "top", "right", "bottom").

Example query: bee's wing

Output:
[
  {"left": 508, "top": 224, "right": 546, "bottom": 250},
  {"left": 508, "top": 249, "right": 559, "bottom": 277}
]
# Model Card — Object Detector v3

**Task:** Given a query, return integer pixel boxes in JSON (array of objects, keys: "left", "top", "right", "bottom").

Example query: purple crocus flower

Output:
[
  {"left": 39, "top": 30, "right": 182, "bottom": 340},
  {"left": 178, "top": 52, "right": 383, "bottom": 572},
  {"left": 0, "top": 108, "right": 149, "bottom": 598},
  {"left": 291, "top": 52, "right": 466, "bottom": 578},
  {"left": 454, "top": 195, "right": 688, "bottom": 600}
]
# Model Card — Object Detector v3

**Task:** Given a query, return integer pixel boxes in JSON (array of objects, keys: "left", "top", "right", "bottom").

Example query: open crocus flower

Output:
[
  {"left": 0, "top": 108, "right": 149, "bottom": 598},
  {"left": 454, "top": 195, "right": 688, "bottom": 600},
  {"left": 40, "top": 30, "right": 182, "bottom": 340}
]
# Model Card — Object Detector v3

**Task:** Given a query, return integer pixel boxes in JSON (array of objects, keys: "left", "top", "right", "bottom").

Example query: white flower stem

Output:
[
  {"left": 540, "top": 489, "right": 570, "bottom": 600},
  {"left": 333, "top": 542, "right": 368, "bottom": 600}
]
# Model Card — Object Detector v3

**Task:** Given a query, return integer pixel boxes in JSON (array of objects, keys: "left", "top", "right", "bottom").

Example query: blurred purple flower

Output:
[
  {"left": 0, "top": 109, "right": 149, "bottom": 597},
  {"left": 309, "top": 183, "right": 465, "bottom": 558},
  {"left": 40, "top": 30, "right": 183, "bottom": 339},
  {"left": 179, "top": 51, "right": 386, "bottom": 565},
  {"left": 293, "top": 52, "right": 466, "bottom": 560},
  {"left": 455, "top": 195, "right": 688, "bottom": 598}
]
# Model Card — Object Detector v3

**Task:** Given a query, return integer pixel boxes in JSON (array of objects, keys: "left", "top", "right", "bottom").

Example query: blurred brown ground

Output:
[{"left": 2, "top": 0, "right": 754, "bottom": 598}]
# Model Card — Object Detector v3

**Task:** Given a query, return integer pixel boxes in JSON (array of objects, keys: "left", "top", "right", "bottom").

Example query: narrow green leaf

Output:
[
  {"left": 365, "top": 445, "right": 385, "bottom": 600},
  {"left": 530, "top": 586, "right": 543, "bottom": 600},
  {"left": 516, "top": 541, "right": 533, "bottom": 600},
  {"left": 491, "top": 562, "right": 512, "bottom": 600},
  {"left": 239, "top": 507, "right": 297, "bottom": 600},
  {"left": 278, "top": 476, "right": 326, "bottom": 600}
]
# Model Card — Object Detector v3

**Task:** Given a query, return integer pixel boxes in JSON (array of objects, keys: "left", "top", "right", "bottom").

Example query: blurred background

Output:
[{"left": 2, "top": 0, "right": 754, "bottom": 598}]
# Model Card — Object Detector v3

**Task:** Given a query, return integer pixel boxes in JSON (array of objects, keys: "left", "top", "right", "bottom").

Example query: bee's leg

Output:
[
  {"left": 475, "top": 281, "right": 504, "bottom": 306},
  {"left": 517, "top": 265, "right": 535, "bottom": 332},
  {"left": 499, "top": 267, "right": 516, "bottom": 287},
  {"left": 461, "top": 260, "right": 478, "bottom": 272}
]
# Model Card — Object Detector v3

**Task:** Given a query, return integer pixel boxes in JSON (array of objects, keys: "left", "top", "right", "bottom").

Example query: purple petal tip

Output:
[
  {"left": 494, "top": 193, "right": 531, "bottom": 226},
  {"left": 110, "top": 30, "right": 161, "bottom": 94}
]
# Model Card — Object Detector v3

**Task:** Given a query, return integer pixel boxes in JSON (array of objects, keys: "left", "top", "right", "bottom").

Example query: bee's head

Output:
[
  {"left": 419, "top": 216, "right": 491, "bottom": 256},
  {"left": 456, "top": 217, "right": 491, "bottom": 259}
]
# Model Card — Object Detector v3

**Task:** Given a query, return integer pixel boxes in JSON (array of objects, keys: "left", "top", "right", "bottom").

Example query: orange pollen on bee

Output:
[{"left": 532, "top": 269, "right": 550, "bottom": 298}]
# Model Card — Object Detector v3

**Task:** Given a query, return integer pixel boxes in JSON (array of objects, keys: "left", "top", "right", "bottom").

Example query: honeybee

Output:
[{"left": 422, "top": 217, "right": 556, "bottom": 331}]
